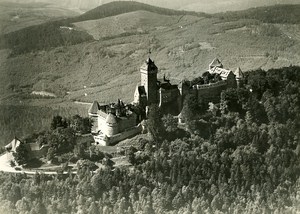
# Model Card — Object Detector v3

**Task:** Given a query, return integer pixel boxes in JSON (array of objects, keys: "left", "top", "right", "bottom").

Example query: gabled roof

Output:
[
  {"left": 5, "top": 138, "right": 22, "bottom": 152},
  {"left": 209, "top": 58, "right": 223, "bottom": 69},
  {"left": 89, "top": 101, "right": 100, "bottom": 115},
  {"left": 234, "top": 67, "right": 244, "bottom": 79}
]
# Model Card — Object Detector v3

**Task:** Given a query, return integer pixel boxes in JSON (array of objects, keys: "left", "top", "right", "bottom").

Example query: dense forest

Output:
[{"left": 0, "top": 65, "right": 300, "bottom": 213}]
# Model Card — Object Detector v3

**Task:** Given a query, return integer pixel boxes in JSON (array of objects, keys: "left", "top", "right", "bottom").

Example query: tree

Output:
[
  {"left": 181, "top": 94, "right": 199, "bottom": 123},
  {"left": 128, "top": 146, "right": 137, "bottom": 165},
  {"left": 51, "top": 115, "right": 68, "bottom": 130},
  {"left": 88, "top": 202, "right": 99, "bottom": 214},
  {"left": 13, "top": 143, "right": 29, "bottom": 165},
  {"left": 70, "top": 115, "right": 92, "bottom": 134},
  {"left": 146, "top": 104, "right": 165, "bottom": 145},
  {"left": 162, "top": 114, "right": 178, "bottom": 133},
  {"left": 16, "top": 198, "right": 30, "bottom": 213}
]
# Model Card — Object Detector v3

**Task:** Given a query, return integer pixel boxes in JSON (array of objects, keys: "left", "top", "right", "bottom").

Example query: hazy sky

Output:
[{"left": 1, "top": 0, "right": 299, "bottom": 13}]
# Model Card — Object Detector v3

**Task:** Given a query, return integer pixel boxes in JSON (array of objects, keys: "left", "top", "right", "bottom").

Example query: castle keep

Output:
[{"left": 89, "top": 57, "right": 244, "bottom": 145}]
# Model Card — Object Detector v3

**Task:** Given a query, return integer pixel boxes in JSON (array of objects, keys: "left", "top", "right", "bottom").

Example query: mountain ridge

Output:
[{"left": 1, "top": 0, "right": 299, "bottom": 13}]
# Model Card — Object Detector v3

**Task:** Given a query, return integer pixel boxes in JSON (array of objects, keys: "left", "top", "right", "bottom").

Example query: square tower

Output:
[{"left": 140, "top": 58, "right": 158, "bottom": 105}]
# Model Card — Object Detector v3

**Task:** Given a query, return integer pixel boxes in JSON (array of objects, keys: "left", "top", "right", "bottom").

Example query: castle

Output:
[{"left": 89, "top": 57, "right": 244, "bottom": 146}]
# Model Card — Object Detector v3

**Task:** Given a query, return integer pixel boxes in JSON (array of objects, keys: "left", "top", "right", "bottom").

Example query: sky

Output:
[{"left": 0, "top": 0, "right": 299, "bottom": 13}]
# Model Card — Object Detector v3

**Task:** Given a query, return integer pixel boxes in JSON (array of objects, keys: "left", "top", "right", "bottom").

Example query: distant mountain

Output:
[
  {"left": 214, "top": 4, "right": 300, "bottom": 24},
  {"left": 1, "top": 0, "right": 299, "bottom": 13},
  {"left": 0, "top": 1, "right": 207, "bottom": 55},
  {"left": 70, "top": 1, "right": 205, "bottom": 23}
]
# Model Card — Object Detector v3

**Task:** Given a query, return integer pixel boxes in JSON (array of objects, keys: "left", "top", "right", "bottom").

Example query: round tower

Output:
[{"left": 105, "top": 113, "right": 119, "bottom": 136}]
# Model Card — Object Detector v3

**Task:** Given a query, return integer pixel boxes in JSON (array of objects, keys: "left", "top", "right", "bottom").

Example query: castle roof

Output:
[
  {"left": 211, "top": 67, "right": 233, "bottom": 79},
  {"left": 234, "top": 67, "right": 244, "bottom": 79},
  {"left": 106, "top": 113, "right": 118, "bottom": 125},
  {"left": 209, "top": 58, "right": 223, "bottom": 69},
  {"left": 140, "top": 58, "right": 158, "bottom": 72},
  {"left": 89, "top": 101, "right": 100, "bottom": 115}
]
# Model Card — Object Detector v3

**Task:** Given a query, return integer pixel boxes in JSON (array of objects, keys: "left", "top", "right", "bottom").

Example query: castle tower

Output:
[
  {"left": 105, "top": 113, "right": 119, "bottom": 136},
  {"left": 234, "top": 67, "right": 244, "bottom": 88},
  {"left": 140, "top": 57, "right": 158, "bottom": 105}
]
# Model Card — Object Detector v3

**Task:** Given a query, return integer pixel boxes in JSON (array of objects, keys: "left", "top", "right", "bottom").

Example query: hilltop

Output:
[{"left": 70, "top": 1, "right": 204, "bottom": 23}]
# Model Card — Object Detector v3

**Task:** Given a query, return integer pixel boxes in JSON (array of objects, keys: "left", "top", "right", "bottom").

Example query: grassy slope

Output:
[
  {"left": 2, "top": 15, "right": 299, "bottom": 104},
  {"left": 0, "top": 2, "right": 79, "bottom": 34},
  {"left": 73, "top": 10, "right": 189, "bottom": 40}
]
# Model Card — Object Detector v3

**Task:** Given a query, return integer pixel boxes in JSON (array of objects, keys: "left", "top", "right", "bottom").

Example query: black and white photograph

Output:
[{"left": 0, "top": 0, "right": 300, "bottom": 213}]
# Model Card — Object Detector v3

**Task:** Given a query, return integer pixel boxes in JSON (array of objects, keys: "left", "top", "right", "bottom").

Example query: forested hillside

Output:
[
  {"left": 71, "top": 1, "right": 205, "bottom": 23},
  {"left": 215, "top": 4, "right": 300, "bottom": 24},
  {"left": 0, "top": 66, "right": 299, "bottom": 213},
  {"left": 0, "top": 1, "right": 205, "bottom": 56},
  {"left": 0, "top": 20, "right": 94, "bottom": 56}
]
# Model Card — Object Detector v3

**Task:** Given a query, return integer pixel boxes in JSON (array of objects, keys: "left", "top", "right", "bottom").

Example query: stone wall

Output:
[{"left": 194, "top": 81, "right": 227, "bottom": 103}]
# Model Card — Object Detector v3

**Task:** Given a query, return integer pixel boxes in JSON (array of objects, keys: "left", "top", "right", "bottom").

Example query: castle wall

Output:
[
  {"left": 106, "top": 125, "right": 119, "bottom": 137},
  {"left": 118, "top": 114, "right": 137, "bottom": 133},
  {"left": 159, "top": 88, "right": 181, "bottom": 115},
  {"left": 97, "top": 116, "right": 107, "bottom": 134},
  {"left": 93, "top": 125, "right": 142, "bottom": 146},
  {"left": 193, "top": 81, "right": 228, "bottom": 103},
  {"left": 159, "top": 88, "right": 180, "bottom": 106}
]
